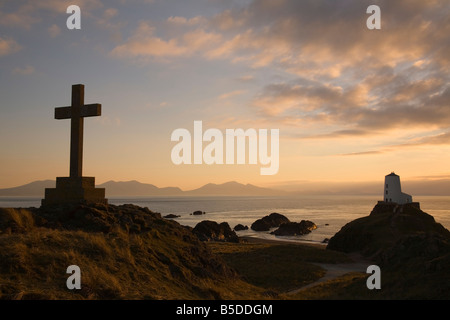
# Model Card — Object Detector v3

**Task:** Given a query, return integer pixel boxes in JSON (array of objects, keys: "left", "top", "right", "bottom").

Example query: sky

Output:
[{"left": 0, "top": 0, "right": 449, "bottom": 190}]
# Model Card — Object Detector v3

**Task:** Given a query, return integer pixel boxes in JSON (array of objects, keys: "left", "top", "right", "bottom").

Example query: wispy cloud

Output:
[
  {"left": 218, "top": 90, "right": 246, "bottom": 100},
  {"left": 48, "top": 24, "right": 62, "bottom": 38},
  {"left": 110, "top": 21, "right": 222, "bottom": 61},
  {"left": 110, "top": 0, "right": 449, "bottom": 134},
  {"left": 105, "top": 0, "right": 450, "bottom": 159},
  {"left": 340, "top": 130, "right": 450, "bottom": 156},
  {"left": 0, "top": 37, "right": 21, "bottom": 56},
  {"left": 0, "top": 0, "right": 104, "bottom": 30},
  {"left": 12, "top": 65, "right": 35, "bottom": 75}
]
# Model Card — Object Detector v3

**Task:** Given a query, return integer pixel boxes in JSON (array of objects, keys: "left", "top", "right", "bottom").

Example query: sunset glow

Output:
[{"left": 0, "top": 0, "right": 449, "bottom": 191}]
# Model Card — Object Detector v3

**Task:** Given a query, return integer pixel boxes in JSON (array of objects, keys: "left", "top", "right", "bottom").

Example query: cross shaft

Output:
[{"left": 54, "top": 84, "right": 101, "bottom": 178}]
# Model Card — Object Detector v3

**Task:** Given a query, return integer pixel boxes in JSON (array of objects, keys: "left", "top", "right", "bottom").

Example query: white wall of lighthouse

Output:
[{"left": 384, "top": 172, "right": 412, "bottom": 205}]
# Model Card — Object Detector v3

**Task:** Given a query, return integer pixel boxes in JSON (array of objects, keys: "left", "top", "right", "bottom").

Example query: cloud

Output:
[
  {"left": 253, "top": 75, "right": 450, "bottom": 131},
  {"left": 340, "top": 130, "right": 450, "bottom": 156},
  {"left": 48, "top": 24, "right": 62, "bottom": 38},
  {"left": 110, "top": 22, "right": 188, "bottom": 59},
  {"left": 218, "top": 90, "right": 246, "bottom": 100},
  {"left": 12, "top": 65, "right": 35, "bottom": 75},
  {"left": 307, "top": 129, "right": 374, "bottom": 139},
  {"left": 109, "top": 0, "right": 449, "bottom": 144},
  {"left": 202, "top": 0, "right": 450, "bottom": 136},
  {"left": 0, "top": 0, "right": 104, "bottom": 29},
  {"left": 0, "top": 37, "right": 21, "bottom": 57},
  {"left": 0, "top": 5, "right": 41, "bottom": 29},
  {"left": 340, "top": 150, "right": 384, "bottom": 156},
  {"left": 237, "top": 75, "right": 254, "bottom": 82},
  {"left": 410, "top": 174, "right": 450, "bottom": 181},
  {"left": 96, "top": 7, "right": 126, "bottom": 42},
  {"left": 32, "top": 0, "right": 103, "bottom": 14},
  {"left": 110, "top": 21, "right": 224, "bottom": 60},
  {"left": 95, "top": 115, "right": 122, "bottom": 127},
  {"left": 167, "top": 16, "right": 205, "bottom": 26},
  {"left": 396, "top": 131, "right": 450, "bottom": 147},
  {"left": 251, "top": 78, "right": 368, "bottom": 120}
]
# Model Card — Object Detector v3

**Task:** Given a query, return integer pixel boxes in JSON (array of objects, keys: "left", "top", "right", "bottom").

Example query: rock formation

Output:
[
  {"left": 192, "top": 220, "right": 239, "bottom": 243},
  {"left": 163, "top": 214, "right": 180, "bottom": 219},
  {"left": 271, "top": 220, "right": 317, "bottom": 236},
  {"left": 327, "top": 202, "right": 449, "bottom": 258},
  {"left": 251, "top": 213, "right": 290, "bottom": 231},
  {"left": 326, "top": 202, "right": 450, "bottom": 298},
  {"left": 234, "top": 224, "right": 249, "bottom": 231}
]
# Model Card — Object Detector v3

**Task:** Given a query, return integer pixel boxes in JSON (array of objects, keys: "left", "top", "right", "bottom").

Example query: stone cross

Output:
[
  {"left": 42, "top": 84, "right": 107, "bottom": 206},
  {"left": 55, "top": 84, "right": 101, "bottom": 177}
]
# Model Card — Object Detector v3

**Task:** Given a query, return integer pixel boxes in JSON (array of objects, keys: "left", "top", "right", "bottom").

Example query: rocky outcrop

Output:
[
  {"left": 234, "top": 224, "right": 248, "bottom": 231},
  {"left": 192, "top": 220, "right": 239, "bottom": 243},
  {"left": 327, "top": 202, "right": 450, "bottom": 261},
  {"left": 192, "top": 210, "right": 205, "bottom": 215},
  {"left": 28, "top": 203, "right": 166, "bottom": 234},
  {"left": 326, "top": 202, "right": 450, "bottom": 299},
  {"left": 251, "top": 213, "right": 290, "bottom": 231},
  {"left": 271, "top": 221, "right": 317, "bottom": 236},
  {"left": 163, "top": 214, "right": 180, "bottom": 219},
  {"left": 0, "top": 204, "right": 250, "bottom": 300}
]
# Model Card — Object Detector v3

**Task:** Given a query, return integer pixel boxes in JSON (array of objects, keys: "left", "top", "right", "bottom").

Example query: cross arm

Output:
[{"left": 55, "top": 104, "right": 102, "bottom": 120}]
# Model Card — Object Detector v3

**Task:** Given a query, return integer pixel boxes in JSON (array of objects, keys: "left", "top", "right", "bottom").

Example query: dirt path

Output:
[
  {"left": 238, "top": 236, "right": 374, "bottom": 295},
  {"left": 286, "top": 253, "right": 373, "bottom": 294}
]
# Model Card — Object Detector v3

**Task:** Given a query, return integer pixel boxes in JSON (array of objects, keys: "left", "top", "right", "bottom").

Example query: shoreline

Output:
[{"left": 239, "top": 235, "right": 327, "bottom": 249}]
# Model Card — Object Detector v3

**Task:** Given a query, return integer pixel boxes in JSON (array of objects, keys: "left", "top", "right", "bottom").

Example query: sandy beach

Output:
[{"left": 239, "top": 235, "right": 327, "bottom": 249}]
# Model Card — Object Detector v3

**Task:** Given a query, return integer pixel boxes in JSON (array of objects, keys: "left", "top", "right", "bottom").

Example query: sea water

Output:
[{"left": 2, "top": 195, "right": 449, "bottom": 245}]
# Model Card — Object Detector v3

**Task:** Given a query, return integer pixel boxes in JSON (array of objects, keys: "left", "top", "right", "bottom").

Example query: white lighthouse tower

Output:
[{"left": 384, "top": 172, "right": 412, "bottom": 204}]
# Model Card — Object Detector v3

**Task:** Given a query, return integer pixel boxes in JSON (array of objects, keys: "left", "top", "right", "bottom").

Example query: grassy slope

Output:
[
  {"left": 0, "top": 206, "right": 267, "bottom": 300},
  {"left": 208, "top": 242, "right": 351, "bottom": 294},
  {"left": 2, "top": 203, "right": 447, "bottom": 300}
]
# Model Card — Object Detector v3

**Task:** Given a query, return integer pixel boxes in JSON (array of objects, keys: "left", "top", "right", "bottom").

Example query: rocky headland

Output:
[{"left": 326, "top": 202, "right": 450, "bottom": 299}]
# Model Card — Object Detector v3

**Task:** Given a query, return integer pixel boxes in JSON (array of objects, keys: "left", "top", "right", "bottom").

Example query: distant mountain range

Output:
[
  {"left": 1, "top": 178, "right": 448, "bottom": 197},
  {"left": 0, "top": 180, "right": 287, "bottom": 197}
]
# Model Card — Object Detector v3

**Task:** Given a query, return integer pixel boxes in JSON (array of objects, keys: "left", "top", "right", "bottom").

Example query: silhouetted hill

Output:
[
  {"left": 0, "top": 180, "right": 54, "bottom": 197},
  {"left": 97, "top": 180, "right": 183, "bottom": 197},
  {"left": 0, "top": 203, "right": 266, "bottom": 299},
  {"left": 0, "top": 180, "right": 286, "bottom": 197},
  {"left": 185, "top": 181, "right": 287, "bottom": 196}
]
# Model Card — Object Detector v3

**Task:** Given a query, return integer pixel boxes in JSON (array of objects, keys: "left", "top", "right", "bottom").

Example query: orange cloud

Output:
[
  {"left": 218, "top": 90, "right": 246, "bottom": 100},
  {"left": 110, "top": 22, "right": 224, "bottom": 60},
  {"left": 0, "top": 37, "right": 21, "bottom": 56}
]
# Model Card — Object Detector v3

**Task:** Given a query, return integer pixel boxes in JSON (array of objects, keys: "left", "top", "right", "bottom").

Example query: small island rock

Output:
[
  {"left": 251, "top": 213, "right": 290, "bottom": 231},
  {"left": 163, "top": 214, "right": 180, "bottom": 219},
  {"left": 234, "top": 224, "right": 249, "bottom": 231},
  {"left": 271, "top": 220, "right": 317, "bottom": 236}
]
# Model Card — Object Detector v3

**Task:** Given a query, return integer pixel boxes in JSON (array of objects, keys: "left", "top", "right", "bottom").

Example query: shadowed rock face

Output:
[
  {"left": 192, "top": 220, "right": 239, "bottom": 243},
  {"left": 32, "top": 203, "right": 163, "bottom": 234},
  {"left": 0, "top": 204, "right": 251, "bottom": 300},
  {"left": 251, "top": 213, "right": 290, "bottom": 231},
  {"left": 271, "top": 221, "right": 317, "bottom": 236},
  {"left": 327, "top": 202, "right": 450, "bottom": 263},
  {"left": 326, "top": 202, "right": 450, "bottom": 299},
  {"left": 234, "top": 224, "right": 248, "bottom": 231}
]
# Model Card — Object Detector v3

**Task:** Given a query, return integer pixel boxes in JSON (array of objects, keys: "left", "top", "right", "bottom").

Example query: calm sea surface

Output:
[{"left": 1, "top": 195, "right": 449, "bottom": 245}]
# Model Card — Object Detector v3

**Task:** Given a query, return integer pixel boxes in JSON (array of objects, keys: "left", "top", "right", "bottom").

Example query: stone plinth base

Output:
[{"left": 42, "top": 177, "right": 107, "bottom": 206}]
